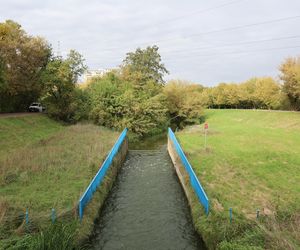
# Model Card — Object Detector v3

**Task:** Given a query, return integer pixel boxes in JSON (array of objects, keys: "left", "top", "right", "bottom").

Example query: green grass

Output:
[
  {"left": 0, "top": 115, "right": 62, "bottom": 161},
  {"left": 177, "top": 109, "right": 300, "bottom": 249},
  {"left": 2, "top": 222, "right": 79, "bottom": 250},
  {"left": 0, "top": 115, "right": 119, "bottom": 247}
]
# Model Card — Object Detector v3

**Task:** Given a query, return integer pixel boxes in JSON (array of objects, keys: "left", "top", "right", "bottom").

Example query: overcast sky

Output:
[{"left": 1, "top": 0, "right": 300, "bottom": 86}]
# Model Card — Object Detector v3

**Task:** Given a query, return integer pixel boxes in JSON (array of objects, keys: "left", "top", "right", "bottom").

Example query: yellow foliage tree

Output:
[{"left": 163, "top": 80, "right": 207, "bottom": 128}]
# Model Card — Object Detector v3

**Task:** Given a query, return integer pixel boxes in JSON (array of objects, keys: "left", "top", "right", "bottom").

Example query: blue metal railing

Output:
[
  {"left": 168, "top": 128, "right": 209, "bottom": 214},
  {"left": 78, "top": 128, "right": 128, "bottom": 220}
]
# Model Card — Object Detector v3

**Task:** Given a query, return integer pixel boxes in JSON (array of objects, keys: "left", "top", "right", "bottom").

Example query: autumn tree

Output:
[
  {"left": 253, "top": 77, "right": 282, "bottom": 109},
  {"left": 41, "top": 50, "right": 87, "bottom": 122},
  {"left": 238, "top": 80, "right": 256, "bottom": 108},
  {"left": 121, "top": 45, "right": 169, "bottom": 87},
  {"left": 224, "top": 84, "right": 240, "bottom": 108},
  {"left": 0, "top": 20, "right": 51, "bottom": 111},
  {"left": 205, "top": 78, "right": 283, "bottom": 110},
  {"left": 211, "top": 83, "right": 229, "bottom": 108},
  {"left": 163, "top": 80, "right": 207, "bottom": 128},
  {"left": 279, "top": 56, "right": 300, "bottom": 110},
  {"left": 0, "top": 56, "right": 5, "bottom": 92}
]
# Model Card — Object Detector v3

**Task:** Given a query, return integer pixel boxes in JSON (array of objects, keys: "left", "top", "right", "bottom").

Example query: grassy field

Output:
[
  {"left": 177, "top": 109, "right": 300, "bottom": 249},
  {"left": 0, "top": 115, "right": 119, "bottom": 247},
  {"left": 0, "top": 115, "right": 62, "bottom": 160}
]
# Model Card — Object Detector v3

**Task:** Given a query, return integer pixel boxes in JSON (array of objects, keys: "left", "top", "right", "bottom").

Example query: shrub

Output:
[
  {"left": 163, "top": 80, "right": 207, "bottom": 129},
  {"left": 88, "top": 74, "right": 168, "bottom": 137}
]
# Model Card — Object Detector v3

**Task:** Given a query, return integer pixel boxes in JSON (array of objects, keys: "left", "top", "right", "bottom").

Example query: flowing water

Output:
[{"left": 91, "top": 143, "right": 206, "bottom": 250}]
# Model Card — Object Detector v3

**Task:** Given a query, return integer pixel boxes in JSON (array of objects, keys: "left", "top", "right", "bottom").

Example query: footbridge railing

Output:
[
  {"left": 168, "top": 128, "right": 209, "bottom": 214},
  {"left": 78, "top": 128, "right": 128, "bottom": 220}
]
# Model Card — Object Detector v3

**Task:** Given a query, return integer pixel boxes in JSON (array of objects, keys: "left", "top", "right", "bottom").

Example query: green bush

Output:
[
  {"left": 163, "top": 80, "right": 207, "bottom": 129},
  {"left": 87, "top": 73, "right": 168, "bottom": 137}
]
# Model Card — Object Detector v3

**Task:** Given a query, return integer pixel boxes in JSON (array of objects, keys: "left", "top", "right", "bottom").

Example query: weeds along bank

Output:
[
  {"left": 175, "top": 109, "right": 300, "bottom": 249},
  {"left": 0, "top": 115, "right": 127, "bottom": 248}
]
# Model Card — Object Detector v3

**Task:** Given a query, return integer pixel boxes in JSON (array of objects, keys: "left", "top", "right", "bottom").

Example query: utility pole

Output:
[{"left": 57, "top": 41, "right": 61, "bottom": 57}]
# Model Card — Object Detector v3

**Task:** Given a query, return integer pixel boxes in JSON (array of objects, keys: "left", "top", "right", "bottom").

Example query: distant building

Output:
[{"left": 83, "top": 68, "right": 114, "bottom": 82}]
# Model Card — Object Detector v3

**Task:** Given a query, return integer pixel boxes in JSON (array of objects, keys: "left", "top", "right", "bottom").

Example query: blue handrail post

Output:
[
  {"left": 51, "top": 208, "right": 56, "bottom": 223},
  {"left": 206, "top": 202, "right": 209, "bottom": 215},
  {"left": 79, "top": 202, "right": 83, "bottom": 221},
  {"left": 229, "top": 208, "right": 233, "bottom": 223},
  {"left": 256, "top": 209, "right": 260, "bottom": 219},
  {"left": 25, "top": 209, "right": 29, "bottom": 225}
]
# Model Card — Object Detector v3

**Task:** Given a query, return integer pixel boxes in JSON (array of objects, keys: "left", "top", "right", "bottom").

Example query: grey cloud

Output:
[{"left": 1, "top": 0, "right": 300, "bottom": 86}]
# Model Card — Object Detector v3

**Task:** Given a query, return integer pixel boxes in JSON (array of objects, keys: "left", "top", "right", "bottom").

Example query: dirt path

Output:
[{"left": 0, "top": 112, "right": 42, "bottom": 118}]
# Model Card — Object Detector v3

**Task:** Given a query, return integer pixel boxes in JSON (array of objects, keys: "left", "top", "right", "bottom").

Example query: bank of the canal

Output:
[{"left": 90, "top": 147, "right": 206, "bottom": 249}]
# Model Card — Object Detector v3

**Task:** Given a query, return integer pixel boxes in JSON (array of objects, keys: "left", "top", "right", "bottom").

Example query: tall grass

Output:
[
  {"left": 2, "top": 222, "right": 81, "bottom": 250},
  {"left": 0, "top": 117, "right": 120, "bottom": 247}
]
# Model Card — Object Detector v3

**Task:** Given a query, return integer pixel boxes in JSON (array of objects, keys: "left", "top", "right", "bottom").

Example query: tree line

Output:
[
  {"left": 201, "top": 60, "right": 300, "bottom": 110},
  {"left": 0, "top": 20, "right": 87, "bottom": 121},
  {"left": 85, "top": 48, "right": 207, "bottom": 137},
  {"left": 1, "top": 20, "right": 300, "bottom": 138},
  {"left": 203, "top": 77, "right": 284, "bottom": 110},
  {"left": 0, "top": 20, "right": 205, "bottom": 136},
  {"left": 84, "top": 53, "right": 300, "bottom": 137}
]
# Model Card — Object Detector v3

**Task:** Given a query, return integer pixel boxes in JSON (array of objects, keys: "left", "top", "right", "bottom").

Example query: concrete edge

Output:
[
  {"left": 167, "top": 136, "right": 208, "bottom": 249},
  {"left": 167, "top": 137, "right": 193, "bottom": 207}
]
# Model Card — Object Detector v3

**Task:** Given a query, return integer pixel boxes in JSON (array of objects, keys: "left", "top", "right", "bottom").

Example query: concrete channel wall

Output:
[
  {"left": 167, "top": 128, "right": 209, "bottom": 214},
  {"left": 167, "top": 133, "right": 208, "bottom": 249},
  {"left": 168, "top": 136, "right": 194, "bottom": 207}
]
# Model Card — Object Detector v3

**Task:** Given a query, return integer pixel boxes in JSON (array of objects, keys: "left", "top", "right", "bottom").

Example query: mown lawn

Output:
[
  {"left": 0, "top": 115, "right": 119, "bottom": 245},
  {"left": 177, "top": 109, "right": 300, "bottom": 249}
]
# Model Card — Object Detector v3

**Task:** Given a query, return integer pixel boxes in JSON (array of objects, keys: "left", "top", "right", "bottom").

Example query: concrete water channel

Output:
[{"left": 91, "top": 137, "right": 206, "bottom": 250}]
